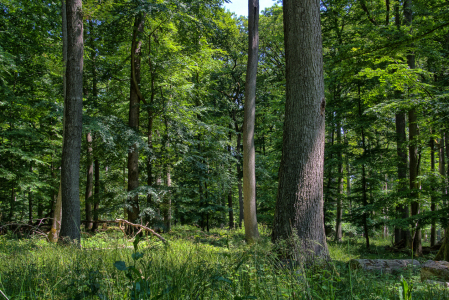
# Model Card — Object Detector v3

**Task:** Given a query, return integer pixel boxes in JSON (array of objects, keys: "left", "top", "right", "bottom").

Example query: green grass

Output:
[{"left": 0, "top": 226, "right": 448, "bottom": 299}]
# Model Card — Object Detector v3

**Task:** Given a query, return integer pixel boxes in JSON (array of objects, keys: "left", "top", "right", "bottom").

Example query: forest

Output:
[{"left": 1, "top": 0, "right": 449, "bottom": 299}]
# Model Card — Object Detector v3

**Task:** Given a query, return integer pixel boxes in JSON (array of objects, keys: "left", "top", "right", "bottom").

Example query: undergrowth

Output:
[{"left": 0, "top": 225, "right": 448, "bottom": 299}]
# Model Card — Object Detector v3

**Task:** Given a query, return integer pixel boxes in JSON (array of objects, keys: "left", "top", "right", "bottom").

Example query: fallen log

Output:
[
  {"left": 349, "top": 259, "right": 420, "bottom": 273},
  {"left": 421, "top": 260, "right": 449, "bottom": 282}
]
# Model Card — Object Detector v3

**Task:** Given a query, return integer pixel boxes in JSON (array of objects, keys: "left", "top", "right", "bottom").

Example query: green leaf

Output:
[{"left": 114, "top": 261, "right": 127, "bottom": 271}]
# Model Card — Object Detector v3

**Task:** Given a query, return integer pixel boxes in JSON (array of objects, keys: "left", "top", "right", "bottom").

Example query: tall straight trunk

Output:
[
  {"left": 28, "top": 164, "right": 33, "bottom": 224},
  {"left": 324, "top": 120, "right": 334, "bottom": 231},
  {"left": 127, "top": 14, "right": 145, "bottom": 224},
  {"left": 164, "top": 167, "right": 171, "bottom": 232},
  {"left": 146, "top": 33, "right": 155, "bottom": 218},
  {"left": 393, "top": 2, "right": 410, "bottom": 247},
  {"left": 85, "top": 132, "right": 93, "bottom": 229},
  {"left": 395, "top": 111, "right": 410, "bottom": 245},
  {"left": 228, "top": 130, "right": 234, "bottom": 229},
  {"left": 9, "top": 182, "right": 14, "bottom": 221},
  {"left": 345, "top": 130, "right": 351, "bottom": 210},
  {"left": 50, "top": 0, "right": 67, "bottom": 242},
  {"left": 357, "top": 85, "right": 370, "bottom": 249},
  {"left": 236, "top": 127, "right": 244, "bottom": 228},
  {"left": 91, "top": 158, "right": 100, "bottom": 232},
  {"left": 272, "top": 0, "right": 329, "bottom": 262},
  {"left": 404, "top": 0, "right": 421, "bottom": 256},
  {"left": 335, "top": 120, "right": 343, "bottom": 242},
  {"left": 242, "top": 0, "right": 260, "bottom": 243},
  {"left": 205, "top": 181, "right": 210, "bottom": 232},
  {"left": 440, "top": 136, "right": 446, "bottom": 228},
  {"left": 59, "top": 0, "right": 83, "bottom": 243},
  {"left": 430, "top": 135, "right": 436, "bottom": 246}
]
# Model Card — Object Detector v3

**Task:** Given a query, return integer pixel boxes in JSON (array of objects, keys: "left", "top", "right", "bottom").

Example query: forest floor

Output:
[{"left": 0, "top": 225, "right": 448, "bottom": 299}]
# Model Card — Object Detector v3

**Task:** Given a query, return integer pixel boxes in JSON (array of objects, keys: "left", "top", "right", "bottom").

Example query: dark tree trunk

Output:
[
  {"left": 91, "top": 158, "right": 100, "bottom": 232},
  {"left": 440, "top": 136, "right": 446, "bottom": 229},
  {"left": 404, "top": 0, "right": 421, "bottom": 256},
  {"left": 59, "top": 0, "right": 83, "bottom": 243},
  {"left": 358, "top": 85, "right": 370, "bottom": 250},
  {"left": 272, "top": 0, "right": 329, "bottom": 262},
  {"left": 430, "top": 135, "right": 436, "bottom": 247},
  {"left": 242, "top": 0, "right": 260, "bottom": 243},
  {"left": 236, "top": 128, "right": 244, "bottom": 228},
  {"left": 28, "top": 164, "right": 33, "bottom": 224},
  {"left": 127, "top": 14, "right": 145, "bottom": 225},
  {"left": 85, "top": 132, "right": 93, "bottom": 230},
  {"left": 228, "top": 130, "right": 234, "bottom": 229},
  {"left": 335, "top": 119, "right": 343, "bottom": 242},
  {"left": 395, "top": 111, "right": 410, "bottom": 245}
]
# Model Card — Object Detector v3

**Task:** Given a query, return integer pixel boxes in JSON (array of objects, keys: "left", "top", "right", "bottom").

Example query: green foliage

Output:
[{"left": 1, "top": 228, "right": 449, "bottom": 299}]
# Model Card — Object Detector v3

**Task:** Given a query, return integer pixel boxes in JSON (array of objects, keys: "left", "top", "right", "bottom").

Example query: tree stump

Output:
[
  {"left": 421, "top": 260, "right": 449, "bottom": 282},
  {"left": 349, "top": 259, "right": 420, "bottom": 273}
]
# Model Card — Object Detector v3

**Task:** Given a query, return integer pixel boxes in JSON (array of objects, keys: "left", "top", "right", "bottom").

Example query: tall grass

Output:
[{"left": 0, "top": 226, "right": 448, "bottom": 299}]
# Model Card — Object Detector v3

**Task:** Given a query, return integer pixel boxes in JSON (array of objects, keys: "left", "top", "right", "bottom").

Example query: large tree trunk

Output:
[
  {"left": 85, "top": 132, "right": 93, "bottom": 230},
  {"left": 59, "top": 0, "right": 83, "bottom": 243},
  {"left": 272, "top": 0, "right": 329, "bottom": 263},
  {"left": 242, "top": 0, "right": 260, "bottom": 244},
  {"left": 127, "top": 14, "right": 145, "bottom": 225}
]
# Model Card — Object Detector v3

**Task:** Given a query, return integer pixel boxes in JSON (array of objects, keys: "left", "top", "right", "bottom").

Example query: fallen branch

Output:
[{"left": 115, "top": 219, "right": 168, "bottom": 245}]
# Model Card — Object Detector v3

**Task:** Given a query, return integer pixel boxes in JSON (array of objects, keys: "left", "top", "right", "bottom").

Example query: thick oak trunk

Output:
[{"left": 272, "top": 0, "right": 329, "bottom": 262}]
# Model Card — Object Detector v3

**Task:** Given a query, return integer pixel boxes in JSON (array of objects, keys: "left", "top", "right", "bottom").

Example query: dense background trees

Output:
[{"left": 1, "top": 0, "right": 449, "bottom": 255}]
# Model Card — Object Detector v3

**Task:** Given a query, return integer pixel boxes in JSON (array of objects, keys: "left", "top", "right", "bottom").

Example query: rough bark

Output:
[
  {"left": 127, "top": 14, "right": 145, "bottom": 225},
  {"left": 242, "top": 0, "right": 260, "bottom": 244},
  {"left": 272, "top": 0, "right": 329, "bottom": 262},
  {"left": 85, "top": 132, "right": 93, "bottom": 230},
  {"left": 350, "top": 259, "right": 420, "bottom": 273},
  {"left": 422, "top": 260, "right": 449, "bottom": 281},
  {"left": 59, "top": 0, "right": 83, "bottom": 243}
]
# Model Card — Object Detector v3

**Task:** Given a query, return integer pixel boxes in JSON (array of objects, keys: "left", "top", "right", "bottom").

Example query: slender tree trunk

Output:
[
  {"left": 146, "top": 33, "right": 155, "bottom": 222},
  {"left": 59, "top": 0, "right": 83, "bottom": 243},
  {"left": 404, "top": 0, "right": 421, "bottom": 256},
  {"left": 430, "top": 135, "right": 436, "bottom": 246},
  {"left": 85, "top": 132, "right": 93, "bottom": 230},
  {"left": 236, "top": 128, "right": 244, "bottom": 228},
  {"left": 440, "top": 136, "right": 446, "bottom": 230},
  {"left": 91, "top": 158, "right": 100, "bottom": 232},
  {"left": 272, "top": 0, "right": 329, "bottom": 262},
  {"left": 358, "top": 85, "right": 370, "bottom": 250},
  {"left": 335, "top": 120, "right": 343, "bottom": 242},
  {"left": 127, "top": 14, "right": 145, "bottom": 225},
  {"left": 28, "top": 164, "right": 33, "bottom": 224},
  {"left": 228, "top": 130, "right": 234, "bottom": 229},
  {"left": 242, "top": 0, "right": 260, "bottom": 243}
]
